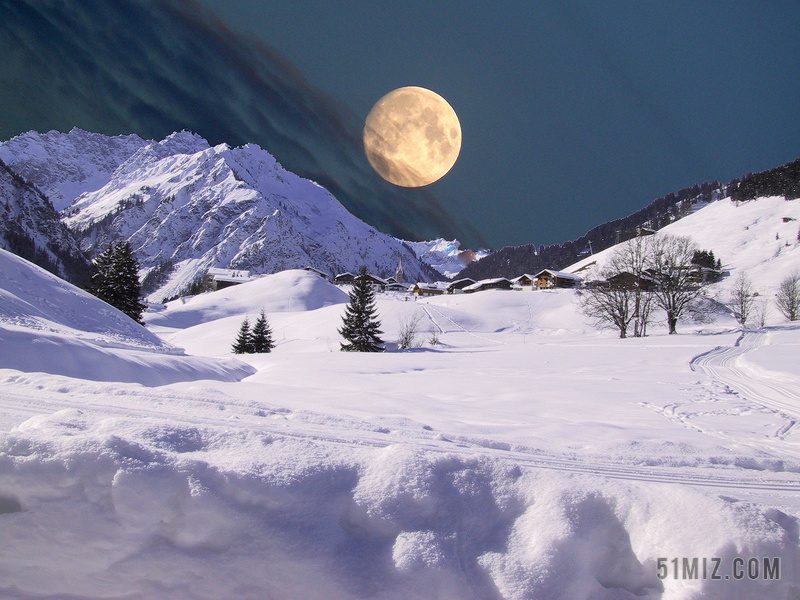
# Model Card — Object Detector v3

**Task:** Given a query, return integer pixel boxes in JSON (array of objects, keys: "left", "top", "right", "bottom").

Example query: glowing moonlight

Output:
[{"left": 363, "top": 86, "right": 461, "bottom": 187}]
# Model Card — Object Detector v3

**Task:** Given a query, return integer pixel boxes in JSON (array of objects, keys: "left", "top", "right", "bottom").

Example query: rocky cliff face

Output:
[{"left": 0, "top": 158, "right": 89, "bottom": 285}]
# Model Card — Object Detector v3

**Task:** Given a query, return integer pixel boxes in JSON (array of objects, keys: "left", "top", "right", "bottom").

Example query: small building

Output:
[
  {"left": 204, "top": 268, "right": 253, "bottom": 291},
  {"left": 412, "top": 282, "right": 449, "bottom": 296},
  {"left": 334, "top": 271, "right": 386, "bottom": 290},
  {"left": 385, "top": 281, "right": 410, "bottom": 293},
  {"left": 534, "top": 269, "right": 582, "bottom": 289},
  {"left": 511, "top": 274, "right": 536, "bottom": 290},
  {"left": 447, "top": 278, "right": 476, "bottom": 294},
  {"left": 302, "top": 266, "right": 329, "bottom": 279},
  {"left": 605, "top": 271, "right": 658, "bottom": 291},
  {"left": 463, "top": 278, "right": 513, "bottom": 293}
]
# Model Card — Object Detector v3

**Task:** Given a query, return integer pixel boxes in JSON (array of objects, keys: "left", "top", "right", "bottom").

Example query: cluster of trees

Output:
[
  {"left": 229, "top": 267, "right": 387, "bottom": 355},
  {"left": 232, "top": 311, "right": 274, "bottom": 354},
  {"left": 578, "top": 235, "right": 714, "bottom": 338},
  {"left": 579, "top": 233, "right": 800, "bottom": 338},
  {"left": 729, "top": 271, "right": 800, "bottom": 327},
  {"left": 730, "top": 158, "right": 800, "bottom": 202},
  {"left": 90, "top": 242, "right": 146, "bottom": 324}
]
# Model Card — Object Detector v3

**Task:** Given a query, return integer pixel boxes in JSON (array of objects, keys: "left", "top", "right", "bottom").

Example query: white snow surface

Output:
[
  {"left": 0, "top": 249, "right": 253, "bottom": 385},
  {"left": 1, "top": 197, "right": 800, "bottom": 598}
]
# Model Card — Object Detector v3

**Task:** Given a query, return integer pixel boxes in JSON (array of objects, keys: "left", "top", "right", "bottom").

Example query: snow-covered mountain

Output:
[
  {"left": 0, "top": 128, "right": 149, "bottom": 212},
  {"left": 0, "top": 129, "right": 444, "bottom": 301},
  {"left": 0, "top": 159, "right": 89, "bottom": 285}
]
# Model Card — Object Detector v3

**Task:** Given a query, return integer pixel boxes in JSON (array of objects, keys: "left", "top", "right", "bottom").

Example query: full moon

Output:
[{"left": 363, "top": 86, "right": 461, "bottom": 187}]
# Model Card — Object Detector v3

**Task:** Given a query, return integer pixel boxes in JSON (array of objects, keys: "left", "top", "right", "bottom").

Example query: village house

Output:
[
  {"left": 446, "top": 278, "right": 476, "bottom": 294},
  {"left": 333, "top": 272, "right": 356, "bottom": 284},
  {"left": 302, "top": 266, "right": 330, "bottom": 279},
  {"left": 463, "top": 278, "right": 513, "bottom": 293},
  {"left": 604, "top": 271, "right": 658, "bottom": 291},
  {"left": 511, "top": 274, "right": 536, "bottom": 290},
  {"left": 204, "top": 268, "right": 253, "bottom": 291},
  {"left": 334, "top": 271, "right": 386, "bottom": 290},
  {"left": 533, "top": 269, "right": 583, "bottom": 289},
  {"left": 412, "top": 282, "right": 449, "bottom": 297}
]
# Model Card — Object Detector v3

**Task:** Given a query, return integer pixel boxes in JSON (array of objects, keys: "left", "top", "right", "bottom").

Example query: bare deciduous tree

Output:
[
  {"left": 649, "top": 235, "right": 708, "bottom": 334},
  {"left": 728, "top": 272, "right": 757, "bottom": 327},
  {"left": 397, "top": 312, "right": 425, "bottom": 349},
  {"left": 577, "top": 283, "right": 636, "bottom": 338},
  {"left": 606, "top": 236, "right": 657, "bottom": 337},
  {"left": 775, "top": 271, "right": 800, "bottom": 321}
]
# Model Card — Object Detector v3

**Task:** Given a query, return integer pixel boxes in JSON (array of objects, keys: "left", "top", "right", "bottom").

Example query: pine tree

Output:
[
  {"left": 90, "top": 242, "right": 145, "bottom": 324},
  {"left": 232, "top": 317, "right": 254, "bottom": 354},
  {"left": 339, "top": 266, "right": 384, "bottom": 352},
  {"left": 251, "top": 310, "right": 274, "bottom": 353},
  {"left": 89, "top": 244, "right": 116, "bottom": 303}
]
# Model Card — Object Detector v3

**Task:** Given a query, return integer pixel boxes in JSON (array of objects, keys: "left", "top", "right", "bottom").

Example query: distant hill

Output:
[{"left": 458, "top": 157, "right": 800, "bottom": 281}]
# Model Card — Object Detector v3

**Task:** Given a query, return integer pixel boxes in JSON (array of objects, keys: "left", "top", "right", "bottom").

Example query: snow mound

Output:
[
  {"left": 0, "top": 249, "right": 253, "bottom": 385},
  {"left": 0, "top": 411, "right": 795, "bottom": 600},
  {"left": 147, "top": 269, "right": 349, "bottom": 329}
]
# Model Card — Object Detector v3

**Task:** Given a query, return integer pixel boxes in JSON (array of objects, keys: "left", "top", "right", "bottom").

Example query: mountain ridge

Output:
[{"left": 457, "top": 157, "right": 800, "bottom": 281}]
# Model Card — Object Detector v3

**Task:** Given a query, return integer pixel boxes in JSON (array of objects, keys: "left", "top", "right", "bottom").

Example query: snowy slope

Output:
[
  {"left": 0, "top": 128, "right": 149, "bottom": 211},
  {"left": 0, "top": 249, "right": 253, "bottom": 385},
  {"left": 568, "top": 195, "right": 800, "bottom": 296},
  {"left": 0, "top": 160, "right": 89, "bottom": 284},
  {"left": 2, "top": 195, "right": 800, "bottom": 598},
  {"left": 3, "top": 276, "right": 800, "bottom": 598},
  {"left": 57, "top": 132, "right": 439, "bottom": 301}
]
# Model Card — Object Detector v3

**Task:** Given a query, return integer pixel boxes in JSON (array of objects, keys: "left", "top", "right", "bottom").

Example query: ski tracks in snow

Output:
[
  {"left": 690, "top": 329, "right": 800, "bottom": 440},
  {"left": 2, "top": 371, "right": 799, "bottom": 496}
]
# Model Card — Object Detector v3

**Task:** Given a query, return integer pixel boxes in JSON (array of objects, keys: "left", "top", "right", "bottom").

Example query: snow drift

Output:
[
  {"left": 0, "top": 249, "right": 253, "bottom": 385},
  {"left": 0, "top": 408, "right": 796, "bottom": 600}
]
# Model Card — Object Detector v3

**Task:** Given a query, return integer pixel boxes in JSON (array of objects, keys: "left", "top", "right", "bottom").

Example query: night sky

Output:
[
  {"left": 202, "top": 0, "right": 800, "bottom": 249},
  {"left": 2, "top": 1, "right": 799, "bottom": 250}
]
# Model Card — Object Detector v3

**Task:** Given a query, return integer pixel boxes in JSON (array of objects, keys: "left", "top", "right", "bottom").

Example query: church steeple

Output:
[{"left": 395, "top": 257, "right": 405, "bottom": 283}]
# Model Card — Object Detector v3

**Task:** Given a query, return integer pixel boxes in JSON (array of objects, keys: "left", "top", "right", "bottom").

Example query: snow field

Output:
[
  {"left": 3, "top": 192, "right": 800, "bottom": 598},
  {"left": 1, "top": 407, "right": 797, "bottom": 600}
]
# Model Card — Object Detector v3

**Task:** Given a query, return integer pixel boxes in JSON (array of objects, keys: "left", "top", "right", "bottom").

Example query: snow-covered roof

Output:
[
  {"left": 534, "top": 269, "right": 583, "bottom": 281},
  {"left": 463, "top": 278, "right": 512, "bottom": 292},
  {"left": 207, "top": 268, "right": 251, "bottom": 281},
  {"left": 414, "top": 281, "right": 449, "bottom": 291}
]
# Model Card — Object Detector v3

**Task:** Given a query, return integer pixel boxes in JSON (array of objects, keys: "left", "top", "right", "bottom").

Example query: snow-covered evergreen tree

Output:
[
  {"left": 251, "top": 310, "right": 274, "bottom": 353},
  {"left": 232, "top": 318, "right": 253, "bottom": 354},
  {"left": 90, "top": 242, "right": 145, "bottom": 324},
  {"left": 339, "top": 267, "right": 384, "bottom": 352}
]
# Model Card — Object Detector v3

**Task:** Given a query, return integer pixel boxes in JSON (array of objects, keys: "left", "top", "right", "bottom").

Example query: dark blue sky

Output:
[{"left": 202, "top": 0, "right": 800, "bottom": 249}]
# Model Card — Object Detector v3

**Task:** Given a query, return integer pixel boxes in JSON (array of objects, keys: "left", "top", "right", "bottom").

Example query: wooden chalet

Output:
[
  {"left": 204, "top": 268, "right": 253, "bottom": 291},
  {"left": 463, "top": 278, "right": 513, "bottom": 293},
  {"left": 605, "top": 271, "right": 658, "bottom": 291},
  {"left": 533, "top": 269, "right": 582, "bottom": 289},
  {"left": 446, "top": 278, "right": 476, "bottom": 294},
  {"left": 384, "top": 281, "right": 410, "bottom": 292},
  {"left": 511, "top": 274, "right": 536, "bottom": 289},
  {"left": 302, "top": 266, "right": 329, "bottom": 279},
  {"left": 412, "top": 282, "right": 448, "bottom": 297},
  {"left": 333, "top": 272, "right": 356, "bottom": 284}
]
